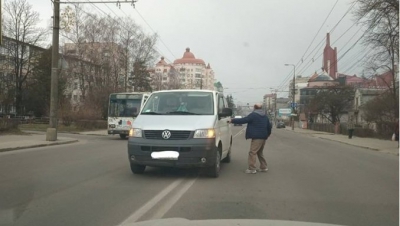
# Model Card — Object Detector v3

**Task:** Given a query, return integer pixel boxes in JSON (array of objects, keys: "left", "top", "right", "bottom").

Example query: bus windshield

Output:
[{"left": 109, "top": 98, "right": 142, "bottom": 117}]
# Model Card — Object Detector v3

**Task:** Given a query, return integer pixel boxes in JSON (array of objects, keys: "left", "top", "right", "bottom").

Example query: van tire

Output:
[
  {"left": 130, "top": 163, "right": 146, "bottom": 174},
  {"left": 222, "top": 138, "right": 232, "bottom": 163},
  {"left": 120, "top": 134, "right": 127, "bottom": 139},
  {"left": 207, "top": 148, "right": 221, "bottom": 178}
]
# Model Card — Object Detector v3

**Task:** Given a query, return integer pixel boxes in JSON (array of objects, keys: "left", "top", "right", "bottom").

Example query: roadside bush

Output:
[
  {"left": 62, "top": 115, "right": 74, "bottom": 126},
  {"left": 0, "top": 118, "right": 20, "bottom": 132},
  {"left": 75, "top": 120, "right": 107, "bottom": 130}
]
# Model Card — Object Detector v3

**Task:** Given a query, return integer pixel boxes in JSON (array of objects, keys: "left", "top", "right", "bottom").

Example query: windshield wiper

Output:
[
  {"left": 141, "top": 112, "right": 163, "bottom": 115},
  {"left": 166, "top": 111, "right": 200, "bottom": 115}
]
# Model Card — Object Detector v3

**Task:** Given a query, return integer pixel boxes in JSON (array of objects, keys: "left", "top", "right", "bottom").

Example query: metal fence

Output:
[{"left": 307, "top": 122, "right": 393, "bottom": 140}]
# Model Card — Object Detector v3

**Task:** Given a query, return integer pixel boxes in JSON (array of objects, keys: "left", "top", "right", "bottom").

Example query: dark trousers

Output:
[{"left": 348, "top": 129, "right": 354, "bottom": 139}]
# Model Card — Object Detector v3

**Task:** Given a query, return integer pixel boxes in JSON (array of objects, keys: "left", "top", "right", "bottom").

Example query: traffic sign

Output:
[
  {"left": 291, "top": 102, "right": 297, "bottom": 108},
  {"left": 278, "top": 108, "right": 292, "bottom": 117}
]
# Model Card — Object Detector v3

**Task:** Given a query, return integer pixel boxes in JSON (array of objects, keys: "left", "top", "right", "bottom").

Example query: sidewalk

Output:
[
  {"left": 284, "top": 127, "right": 399, "bottom": 156},
  {"left": 0, "top": 134, "right": 78, "bottom": 152}
]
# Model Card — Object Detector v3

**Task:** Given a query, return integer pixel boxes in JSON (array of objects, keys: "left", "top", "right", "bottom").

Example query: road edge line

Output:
[
  {"left": 118, "top": 179, "right": 184, "bottom": 225},
  {"left": 0, "top": 140, "right": 79, "bottom": 153}
]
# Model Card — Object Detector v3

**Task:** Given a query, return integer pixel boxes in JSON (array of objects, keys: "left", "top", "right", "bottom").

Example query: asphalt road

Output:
[{"left": 0, "top": 127, "right": 398, "bottom": 226}]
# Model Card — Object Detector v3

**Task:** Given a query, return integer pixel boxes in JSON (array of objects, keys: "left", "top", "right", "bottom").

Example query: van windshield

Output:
[{"left": 141, "top": 91, "right": 214, "bottom": 115}]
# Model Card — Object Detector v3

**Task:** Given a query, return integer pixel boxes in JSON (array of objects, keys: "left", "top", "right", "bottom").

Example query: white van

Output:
[{"left": 127, "top": 89, "right": 233, "bottom": 177}]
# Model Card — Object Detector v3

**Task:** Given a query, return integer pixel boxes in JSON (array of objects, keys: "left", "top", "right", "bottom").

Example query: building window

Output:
[
  {"left": 74, "top": 82, "right": 78, "bottom": 89},
  {"left": 73, "top": 95, "right": 78, "bottom": 101}
]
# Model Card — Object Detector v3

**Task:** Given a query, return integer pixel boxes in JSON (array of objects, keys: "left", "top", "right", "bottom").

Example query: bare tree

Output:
[
  {"left": 61, "top": 5, "right": 91, "bottom": 102},
  {"left": 165, "top": 67, "right": 181, "bottom": 90},
  {"left": 2, "top": 0, "right": 47, "bottom": 115},
  {"left": 354, "top": 0, "right": 399, "bottom": 115},
  {"left": 309, "top": 86, "right": 355, "bottom": 124}
]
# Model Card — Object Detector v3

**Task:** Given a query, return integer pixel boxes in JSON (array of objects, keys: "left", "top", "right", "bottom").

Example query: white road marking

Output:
[
  {"left": 118, "top": 179, "right": 184, "bottom": 225},
  {"left": 149, "top": 178, "right": 197, "bottom": 220}
]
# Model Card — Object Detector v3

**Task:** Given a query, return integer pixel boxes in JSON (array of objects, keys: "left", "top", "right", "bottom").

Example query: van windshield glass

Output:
[{"left": 141, "top": 91, "right": 214, "bottom": 115}]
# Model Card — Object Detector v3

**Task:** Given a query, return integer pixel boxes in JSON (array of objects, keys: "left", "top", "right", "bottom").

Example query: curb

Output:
[
  {"left": 317, "top": 137, "right": 399, "bottom": 156},
  {"left": 79, "top": 133, "right": 108, "bottom": 136},
  {"left": 0, "top": 140, "right": 79, "bottom": 153},
  {"left": 283, "top": 128, "right": 334, "bottom": 135}
]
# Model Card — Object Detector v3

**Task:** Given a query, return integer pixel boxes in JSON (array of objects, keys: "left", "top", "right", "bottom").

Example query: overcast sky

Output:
[{"left": 30, "top": 0, "right": 366, "bottom": 105}]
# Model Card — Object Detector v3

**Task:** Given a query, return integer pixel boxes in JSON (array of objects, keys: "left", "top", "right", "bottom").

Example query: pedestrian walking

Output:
[
  {"left": 394, "top": 119, "right": 399, "bottom": 142},
  {"left": 229, "top": 103, "right": 272, "bottom": 174},
  {"left": 347, "top": 117, "right": 355, "bottom": 139}
]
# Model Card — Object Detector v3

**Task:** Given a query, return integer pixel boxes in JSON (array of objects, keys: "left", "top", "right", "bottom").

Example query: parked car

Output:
[
  {"left": 127, "top": 89, "right": 233, "bottom": 178},
  {"left": 276, "top": 122, "right": 286, "bottom": 128},
  {"left": 233, "top": 115, "right": 243, "bottom": 126}
]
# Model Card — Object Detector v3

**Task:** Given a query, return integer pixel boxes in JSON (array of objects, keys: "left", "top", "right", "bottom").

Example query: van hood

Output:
[
  {"left": 124, "top": 218, "right": 346, "bottom": 226},
  {"left": 133, "top": 115, "right": 216, "bottom": 131}
]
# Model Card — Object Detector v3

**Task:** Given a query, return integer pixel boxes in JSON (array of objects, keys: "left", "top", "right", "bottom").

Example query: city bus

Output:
[{"left": 108, "top": 92, "right": 150, "bottom": 139}]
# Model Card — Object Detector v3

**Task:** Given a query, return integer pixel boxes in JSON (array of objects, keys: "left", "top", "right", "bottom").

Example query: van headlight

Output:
[
  {"left": 129, "top": 128, "right": 142, "bottom": 137},
  {"left": 194, "top": 129, "right": 215, "bottom": 138}
]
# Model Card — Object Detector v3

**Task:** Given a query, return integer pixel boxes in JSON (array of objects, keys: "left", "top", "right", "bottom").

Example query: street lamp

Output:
[{"left": 284, "top": 63, "right": 295, "bottom": 130}]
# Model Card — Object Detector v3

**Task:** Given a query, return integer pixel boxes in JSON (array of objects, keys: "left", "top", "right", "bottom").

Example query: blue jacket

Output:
[{"left": 231, "top": 109, "right": 272, "bottom": 140}]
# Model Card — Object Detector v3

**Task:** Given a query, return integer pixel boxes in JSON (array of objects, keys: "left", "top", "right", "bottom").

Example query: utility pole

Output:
[
  {"left": 124, "top": 33, "right": 129, "bottom": 92},
  {"left": 285, "top": 64, "right": 296, "bottom": 130},
  {"left": 0, "top": 0, "right": 2, "bottom": 46},
  {"left": 200, "top": 77, "right": 203, "bottom": 90},
  {"left": 46, "top": 0, "right": 60, "bottom": 141},
  {"left": 45, "top": 0, "right": 138, "bottom": 141},
  {"left": 274, "top": 92, "right": 277, "bottom": 125}
]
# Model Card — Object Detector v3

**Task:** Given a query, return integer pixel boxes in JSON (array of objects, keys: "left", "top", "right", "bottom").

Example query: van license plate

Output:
[{"left": 151, "top": 151, "right": 179, "bottom": 160}]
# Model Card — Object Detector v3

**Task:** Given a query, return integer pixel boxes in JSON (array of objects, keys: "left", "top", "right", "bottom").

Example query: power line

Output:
[
  {"left": 64, "top": 0, "right": 173, "bottom": 63},
  {"left": 88, "top": 0, "right": 171, "bottom": 62},
  {"left": 299, "top": 0, "right": 339, "bottom": 64},
  {"left": 277, "top": 1, "right": 357, "bottom": 91},
  {"left": 297, "top": 25, "right": 363, "bottom": 77},
  {"left": 133, "top": 8, "right": 178, "bottom": 60},
  {"left": 276, "top": 0, "right": 340, "bottom": 91},
  {"left": 314, "top": 13, "right": 384, "bottom": 76},
  {"left": 342, "top": 48, "right": 373, "bottom": 74},
  {"left": 94, "top": 1, "right": 178, "bottom": 62},
  {"left": 296, "top": 2, "right": 358, "bottom": 76}
]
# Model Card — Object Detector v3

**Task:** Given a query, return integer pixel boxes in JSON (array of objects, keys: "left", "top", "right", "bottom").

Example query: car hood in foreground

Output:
[{"left": 124, "top": 218, "right": 345, "bottom": 226}]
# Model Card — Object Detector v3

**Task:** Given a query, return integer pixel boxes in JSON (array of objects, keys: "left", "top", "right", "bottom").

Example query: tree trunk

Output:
[{"left": 15, "top": 84, "right": 23, "bottom": 115}]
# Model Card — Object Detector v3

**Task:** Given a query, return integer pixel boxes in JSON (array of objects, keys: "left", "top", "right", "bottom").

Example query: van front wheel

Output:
[
  {"left": 222, "top": 138, "right": 232, "bottom": 163},
  {"left": 207, "top": 149, "right": 221, "bottom": 178}
]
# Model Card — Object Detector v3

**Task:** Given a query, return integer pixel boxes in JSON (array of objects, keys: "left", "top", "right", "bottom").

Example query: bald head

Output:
[{"left": 254, "top": 103, "right": 262, "bottom": 109}]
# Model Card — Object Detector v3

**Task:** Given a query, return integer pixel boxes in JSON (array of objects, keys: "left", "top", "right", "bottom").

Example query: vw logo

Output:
[{"left": 161, "top": 130, "right": 171, "bottom": 139}]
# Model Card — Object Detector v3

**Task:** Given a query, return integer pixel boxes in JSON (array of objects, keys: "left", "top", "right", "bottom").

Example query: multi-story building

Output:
[
  {"left": 288, "top": 75, "right": 310, "bottom": 104},
  {"left": 0, "top": 36, "right": 46, "bottom": 115},
  {"left": 62, "top": 42, "right": 126, "bottom": 109},
  {"left": 149, "top": 48, "right": 215, "bottom": 91},
  {"left": 263, "top": 94, "right": 276, "bottom": 113}
]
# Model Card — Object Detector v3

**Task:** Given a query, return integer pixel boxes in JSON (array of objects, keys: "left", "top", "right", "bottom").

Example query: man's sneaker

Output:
[
  {"left": 245, "top": 169, "right": 257, "bottom": 174},
  {"left": 257, "top": 168, "right": 268, "bottom": 172}
]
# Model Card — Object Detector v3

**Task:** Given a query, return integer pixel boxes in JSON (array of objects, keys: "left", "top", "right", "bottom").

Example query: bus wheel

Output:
[{"left": 119, "top": 134, "right": 127, "bottom": 139}]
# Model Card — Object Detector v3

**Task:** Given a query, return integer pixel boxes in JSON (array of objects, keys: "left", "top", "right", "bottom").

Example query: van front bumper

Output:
[{"left": 127, "top": 137, "right": 218, "bottom": 168}]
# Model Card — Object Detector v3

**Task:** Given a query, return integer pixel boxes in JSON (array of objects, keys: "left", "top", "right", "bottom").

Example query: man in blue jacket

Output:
[{"left": 229, "top": 103, "right": 272, "bottom": 174}]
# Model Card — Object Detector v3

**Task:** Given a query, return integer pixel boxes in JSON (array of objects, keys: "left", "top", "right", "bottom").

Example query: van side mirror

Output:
[{"left": 219, "top": 108, "right": 232, "bottom": 117}]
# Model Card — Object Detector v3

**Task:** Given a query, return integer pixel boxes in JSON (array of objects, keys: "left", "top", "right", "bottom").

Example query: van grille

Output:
[
  {"left": 143, "top": 130, "right": 192, "bottom": 140},
  {"left": 141, "top": 146, "right": 191, "bottom": 152}
]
